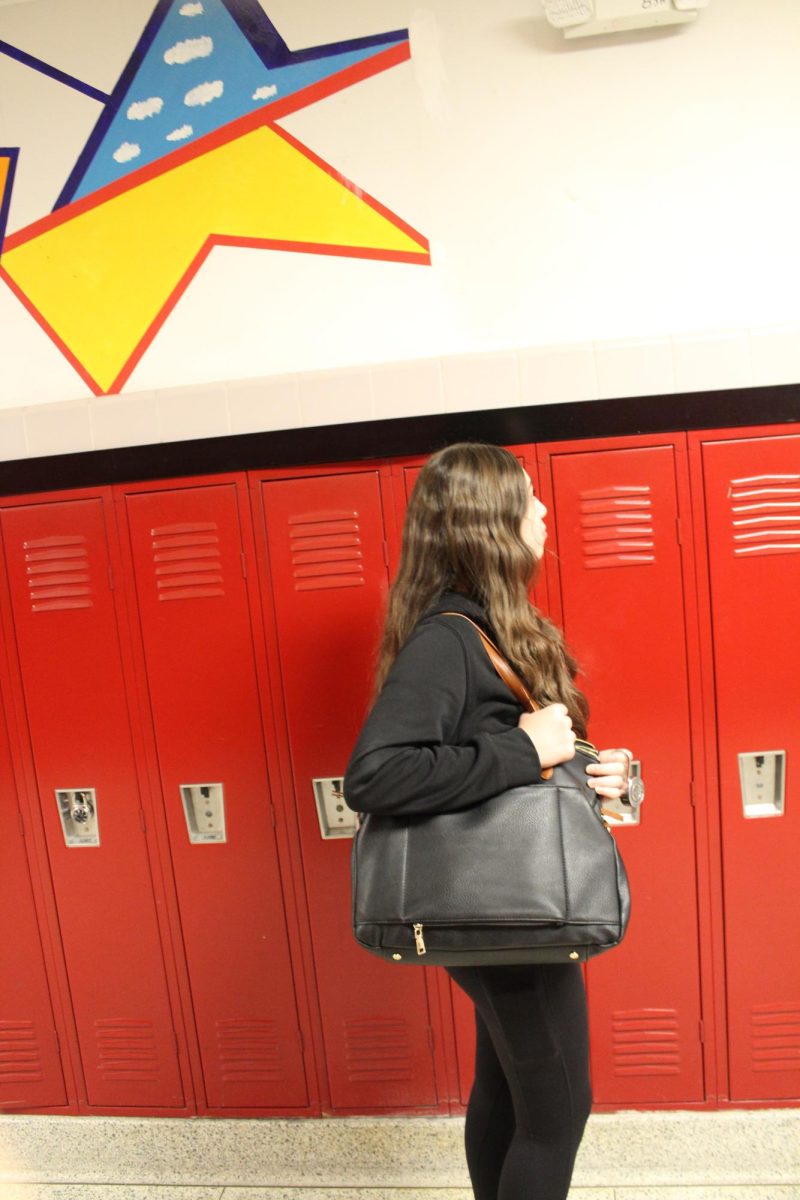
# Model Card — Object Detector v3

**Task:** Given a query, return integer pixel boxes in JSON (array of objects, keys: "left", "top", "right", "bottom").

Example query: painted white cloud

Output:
[
  {"left": 252, "top": 84, "right": 278, "bottom": 100},
  {"left": 166, "top": 124, "right": 193, "bottom": 141},
  {"left": 179, "top": 2, "right": 204, "bottom": 14},
  {"left": 164, "top": 35, "right": 213, "bottom": 65},
  {"left": 127, "top": 96, "right": 164, "bottom": 120},
  {"left": 184, "top": 79, "right": 224, "bottom": 107},
  {"left": 113, "top": 141, "right": 141, "bottom": 164}
]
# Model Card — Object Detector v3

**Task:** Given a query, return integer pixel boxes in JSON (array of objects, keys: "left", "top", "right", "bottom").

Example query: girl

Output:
[{"left": 344, "top": 442, "right": 632, "bottom": 1200}]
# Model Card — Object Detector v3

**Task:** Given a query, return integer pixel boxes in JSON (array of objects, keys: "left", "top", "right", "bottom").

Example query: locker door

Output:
[
  {"left": 700, "top": 433, "right": 800, "bottom": 1101},
  {"left": 260, "top": 472, "right": 439, "bottom": 1111},
  {"left": 0, "top": 499, "right": 184, "bottom": 1108},
  {"left": 123, "top": 483, "right": 308, "bottom": 1110},
  {"left": 0, "top": 687, "right": 67, "bottom": 1110},
  {"left": 547, "top": 444, "right": 704, "bottom": 1104}
]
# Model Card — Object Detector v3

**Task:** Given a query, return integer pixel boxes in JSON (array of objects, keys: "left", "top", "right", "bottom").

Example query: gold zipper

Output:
[
  {"left": 413, "top": 923, "right": 426, "bottom": 956},
  {"left": 576, "top": 738, "right": 599, "bottom": 761}
]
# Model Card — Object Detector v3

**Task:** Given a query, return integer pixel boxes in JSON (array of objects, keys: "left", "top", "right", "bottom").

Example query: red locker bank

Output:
[{"left": 0, "top": 422, "right": 798, "bottom": 1116}]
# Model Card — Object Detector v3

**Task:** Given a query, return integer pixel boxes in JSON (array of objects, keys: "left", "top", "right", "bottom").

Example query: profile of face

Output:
[{"left": 520, "top": 470, "right": 548, "bottom": 560}]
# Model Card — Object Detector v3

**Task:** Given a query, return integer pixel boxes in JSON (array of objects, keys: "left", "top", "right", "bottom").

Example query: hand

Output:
[
  {"left": 518, "top": 703, "right": 576, "bottom": 769},
  {"left": 585, "top": 748, "right": 631, "bottom": 801}
]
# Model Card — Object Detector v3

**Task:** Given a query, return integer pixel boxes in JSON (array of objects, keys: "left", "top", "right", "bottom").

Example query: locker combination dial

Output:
[{"left": 55, "top": 788, "right": 100, "bottom": 847}]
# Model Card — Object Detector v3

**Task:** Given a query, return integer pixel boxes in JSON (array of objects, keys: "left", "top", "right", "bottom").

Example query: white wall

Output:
[{"left": 1, "top": 0, "right": 799, "bottom": 460}]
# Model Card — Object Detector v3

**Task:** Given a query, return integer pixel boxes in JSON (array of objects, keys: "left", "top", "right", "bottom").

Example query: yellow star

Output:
[{"left": 1, "top": 112, "right": 429, "bottom": 394}]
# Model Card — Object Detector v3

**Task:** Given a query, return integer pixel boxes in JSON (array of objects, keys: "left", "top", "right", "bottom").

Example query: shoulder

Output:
[
  {"left": 382, "top": 615, "right": 478, "bottom": 689},
  {"left": 408, "top": 612, "right": 490, "bottom": 657},
  {"left": 397, "top": 614, "right": 471, "bottom": 666},
  {"left": 394, "top": 613, "right": 490, "bottom": 687}
]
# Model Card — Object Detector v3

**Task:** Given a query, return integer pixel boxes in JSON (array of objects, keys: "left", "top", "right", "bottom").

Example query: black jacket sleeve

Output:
[{"left": 343, "top": 619, "right": 541, "bottom": 816}]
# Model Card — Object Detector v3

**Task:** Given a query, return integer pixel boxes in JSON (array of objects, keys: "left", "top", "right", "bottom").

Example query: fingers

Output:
[
  {"left": 586, "top": 760, "right": 626, "bottom": 799},
  {"left": 596, "top": 749, "right": 631, "bottom": 767},
  {"left": 586, "top": 759, "right": 626, "bottom": 775},
  {"left": 585, "top": 744, "right": 633, "bottom": 801},
  {"left": 588, "top": 748, "right": 631, "bottom": 799},
  {"left": 586, "top": 763, "right": 625, "bottom": 785}
]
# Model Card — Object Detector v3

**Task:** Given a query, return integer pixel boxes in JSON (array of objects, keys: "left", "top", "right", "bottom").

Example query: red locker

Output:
[
  {"left": 0, "top": 686, "right": 67, "bottom": 1110},
  {"left": 257, "top": 470, "right": 440, "bottom": 1111},
  {"left": 120, "top": 481, "right": 309, "bottom": 1111},
  {"left": 542, "top": 441, "right": 705, "bottom": 1105},
  {"left": 697, "top": 431, "right": 800, "bottom": 1101},
  {"left": 0, "top": 497, "right": 185, "bottom": 1109}
]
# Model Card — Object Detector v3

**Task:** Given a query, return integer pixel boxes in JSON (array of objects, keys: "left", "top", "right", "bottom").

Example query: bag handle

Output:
[{"left": 439, "top": 611, "right": 554, "bottom": 780}]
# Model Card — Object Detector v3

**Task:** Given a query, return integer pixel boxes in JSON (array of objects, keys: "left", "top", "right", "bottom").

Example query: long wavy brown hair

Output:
[{"left": 373, "top": 442, "right": 589, "bottom": 737}]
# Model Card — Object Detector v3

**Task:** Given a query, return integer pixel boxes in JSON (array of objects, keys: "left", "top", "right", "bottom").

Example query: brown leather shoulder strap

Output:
[
  {"left": 440, "top": 611, "right": 554, "bottom": 781},
  {"left": 439, "top": 612, "right": 537, "bottom": 713}
]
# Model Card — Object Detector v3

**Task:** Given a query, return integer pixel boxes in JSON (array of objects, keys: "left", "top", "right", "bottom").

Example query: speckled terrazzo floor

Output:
[
  {"left": 1, "top": 1189, "right": 800, "bottom": 1200},
  {"left": 2, "top": 1190, "right": 800, "bottom": 1200},
  {"left": 0, "top": 1111, "right": 798, "bottom": 1199}
]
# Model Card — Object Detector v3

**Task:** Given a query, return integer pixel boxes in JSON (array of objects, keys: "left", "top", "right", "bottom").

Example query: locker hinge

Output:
[
  {"left": 107, "top": 563, "right": 114, "bottom": 590},
  {"left": 270, "top": 803, "right": 276, "bottom": 830},
  {"left": 698, "top": 1019, "right": 705, "bottom": 1044},
  {"left": 53, "top": 1028, "right": 60, "bottom": 1055},
  {"left": 139, "top": 808, "right": 147, "bottom": 834},
  {"left": 173, "top": 1028, "right": 180, "bottom": 1055},
  {"left": 241, "top": 552, "right": 247, "bottom": 579},
  {"left": 18, "top": 810, "right": 25, "bottom": 837},
  {"left": 689, "top": 780, "right": 696, "bottom": 807},
  {"left": 297, "top": 1028, "right": 305, "bottom": 1055},
  {"left": 675, "top": 517, "right": 683, "bottom": 546},
  {"left": 426, "top": 1026, "right": 435, "bottom": 1053},
  {"left": 382, "top": 539, "right": 389, "bottom": 568}
]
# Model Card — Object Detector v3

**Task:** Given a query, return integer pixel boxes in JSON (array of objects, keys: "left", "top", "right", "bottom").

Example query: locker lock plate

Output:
[
  {"left": 313, "top": 777, "right": 357, "bottom": 839},
  {"left": 55, "top": 789, "right": 100, "bottom": 847},
  {"left": 738, "top": 751, "right": 785, "bottom": 818},
  {"left": 181, "top": 783, "right": 227, "bottom": 843}
]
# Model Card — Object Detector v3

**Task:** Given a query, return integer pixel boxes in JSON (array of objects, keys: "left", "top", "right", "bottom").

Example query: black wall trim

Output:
[{"left": 1, "top": 383, "right": 799, "bottom": 498}]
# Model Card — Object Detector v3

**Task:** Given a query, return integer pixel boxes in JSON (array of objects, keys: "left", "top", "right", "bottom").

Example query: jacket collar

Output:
[{"left": 423, "top": 589, "right": 498, "bottom": 638}]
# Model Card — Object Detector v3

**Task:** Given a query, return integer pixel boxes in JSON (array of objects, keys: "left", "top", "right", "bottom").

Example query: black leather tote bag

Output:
[{"left": 350, "top": 615, "right": 631, "bottom": 967}]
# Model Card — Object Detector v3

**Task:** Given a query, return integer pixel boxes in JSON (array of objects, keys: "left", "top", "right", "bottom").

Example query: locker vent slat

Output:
[
  {"left": 579, "top": 487, "right": 655, "bottom": 569},
  {"left": 751, "top": 1003, "right": 800, "bottom": 1071},
  {"left": 729, "top": 474, "right": 800, "bottom": 557},
  {"left": 343, "top": 1018, "right": 414, "bottom": 1083},
  {"left": 215, "top": 1019, "right": 284, "bottom": 1082},
  {"left": 150, "top": 522, "right": 224, "bottom": 600},
  {"left": 288, "top": 509, "right": 364, "bottom": 591},
  {"left": 0, "top": 1021, "right": 44, "bottom": 1082},
  {"left": 23, "top": 535, "right": 93, "bottom": 611},
  {"left": 94, "top": 1019, "right": 160, "bottom": 1081},
  {"left": 611, "top": 1009, "right": 680, "bottom": 1076}
]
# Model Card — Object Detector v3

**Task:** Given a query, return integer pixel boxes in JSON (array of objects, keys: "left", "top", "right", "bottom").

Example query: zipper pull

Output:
[{"left": 413, "top": 923, "right": 426, "bottom": 956}]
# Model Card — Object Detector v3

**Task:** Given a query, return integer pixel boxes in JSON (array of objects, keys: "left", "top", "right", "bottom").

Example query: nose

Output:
[{"left": 535, "top": 497, "right": 547, "bottom": 519}]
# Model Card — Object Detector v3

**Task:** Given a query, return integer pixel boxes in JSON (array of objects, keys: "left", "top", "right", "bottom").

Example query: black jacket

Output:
[{"left": 343, "top": 590, "right": 542, "bottom": 816}]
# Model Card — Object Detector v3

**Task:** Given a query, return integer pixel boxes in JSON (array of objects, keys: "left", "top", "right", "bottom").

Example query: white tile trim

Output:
[{"left": 0, "top": 327, "right": 796, "bottom": 462}]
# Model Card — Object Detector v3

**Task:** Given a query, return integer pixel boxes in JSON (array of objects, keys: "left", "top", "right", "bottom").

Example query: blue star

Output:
[{"left": 56, "top": 0, "right": 408, "bottom": 208}]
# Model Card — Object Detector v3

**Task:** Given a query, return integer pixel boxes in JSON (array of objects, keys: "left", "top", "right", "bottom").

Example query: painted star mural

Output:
[{"left": 0, "top": 0, "right": 429, "bottom": 394}]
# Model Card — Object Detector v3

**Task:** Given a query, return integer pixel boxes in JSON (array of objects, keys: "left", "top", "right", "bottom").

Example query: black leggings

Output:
[{"left": 447, "top": 963, "right": 592, "bottom": 1200}]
